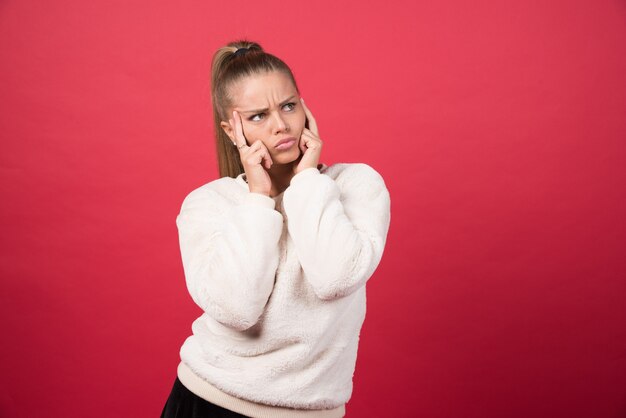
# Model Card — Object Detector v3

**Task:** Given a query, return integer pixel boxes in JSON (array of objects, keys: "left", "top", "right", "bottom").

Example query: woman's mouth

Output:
[{"left": 275, "top": 138, "right": 296, "bottom": 150}]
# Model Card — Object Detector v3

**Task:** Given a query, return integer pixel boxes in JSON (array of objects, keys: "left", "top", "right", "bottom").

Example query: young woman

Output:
[{"left": 160, "top": 40, "right": 391, "bottom": 418}]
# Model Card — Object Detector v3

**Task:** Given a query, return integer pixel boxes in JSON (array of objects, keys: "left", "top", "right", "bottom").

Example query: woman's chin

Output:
[{"left": 272, "top": 148, "right": 301, "bottom": 164}]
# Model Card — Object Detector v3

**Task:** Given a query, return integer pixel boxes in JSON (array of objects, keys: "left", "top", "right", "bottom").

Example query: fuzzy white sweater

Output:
[{"left": 175, "top": 162, "right": 391, "bottom": 417}]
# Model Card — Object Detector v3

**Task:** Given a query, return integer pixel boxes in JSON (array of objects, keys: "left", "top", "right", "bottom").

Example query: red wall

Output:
[{"left": 1, "top": 1, "right": 625, "bottom": 417}]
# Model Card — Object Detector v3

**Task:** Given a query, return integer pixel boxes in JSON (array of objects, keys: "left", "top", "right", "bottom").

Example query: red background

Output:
[{"left": 1, "top": 1, "right": 625, "bottom": 417}]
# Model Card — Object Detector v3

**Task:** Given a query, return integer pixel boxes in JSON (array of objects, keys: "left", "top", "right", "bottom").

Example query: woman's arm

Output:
[
  {"left": 176, "top": 188, "right": 283, "bottom": 331},
  {"left": 282, "top": 163, "right": 391, "bottom": 301}
]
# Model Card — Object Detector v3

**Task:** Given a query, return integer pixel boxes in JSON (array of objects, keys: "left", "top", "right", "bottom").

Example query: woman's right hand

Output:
[{"left": 229, "top": 110, "right": 273, "bottom": 196}]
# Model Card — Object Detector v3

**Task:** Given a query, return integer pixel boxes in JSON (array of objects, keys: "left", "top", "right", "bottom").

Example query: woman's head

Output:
[{"left": 211, "top": 40, "right": 305, "bottom": 178}]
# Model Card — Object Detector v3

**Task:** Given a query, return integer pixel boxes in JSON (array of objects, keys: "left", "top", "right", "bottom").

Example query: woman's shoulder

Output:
[
  {"left": 178, "top": 176, "right": 245, "bottom": 211},
  {"left": 323, "top": 162, "right": 387, "bottom": 187},
  {"left": 323, "top": 163, "right": 390, "bottom": 210}
]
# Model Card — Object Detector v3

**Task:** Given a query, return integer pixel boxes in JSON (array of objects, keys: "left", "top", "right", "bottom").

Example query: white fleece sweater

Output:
[{"left": 175, "top": 162, "right": 391, "bottom": 416}]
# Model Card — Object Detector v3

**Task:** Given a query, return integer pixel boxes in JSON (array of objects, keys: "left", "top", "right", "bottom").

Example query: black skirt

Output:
[{"left": 160, "top": 376, "right": 249, "bottom": 418}]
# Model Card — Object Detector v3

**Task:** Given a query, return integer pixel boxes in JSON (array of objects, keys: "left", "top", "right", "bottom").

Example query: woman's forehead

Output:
[{"left": 232, "top": 71, "right": 297, "bottom": 105}]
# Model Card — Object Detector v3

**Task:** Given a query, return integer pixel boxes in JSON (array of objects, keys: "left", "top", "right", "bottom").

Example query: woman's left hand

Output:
[{"left": 293, "top": 98, "right": 323, "bottom": 175}]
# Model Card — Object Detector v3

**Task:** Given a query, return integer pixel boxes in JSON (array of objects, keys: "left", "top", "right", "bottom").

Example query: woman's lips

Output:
[{"left": 275, "top": 138, "right": 296, "bottom": 150}]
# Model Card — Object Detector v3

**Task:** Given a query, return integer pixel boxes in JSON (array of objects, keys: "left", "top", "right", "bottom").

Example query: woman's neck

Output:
[{"left": 267, "top": 162, "right": 296, "bottom": 197}]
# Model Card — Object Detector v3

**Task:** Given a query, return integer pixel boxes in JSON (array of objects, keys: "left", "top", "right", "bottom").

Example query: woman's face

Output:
[{"left": 221, "top": 70, "right": 306, "bottom": 164}]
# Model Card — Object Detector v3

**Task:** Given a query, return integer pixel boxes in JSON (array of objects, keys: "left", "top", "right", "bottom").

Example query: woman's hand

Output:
[
  {"left": 230, "top": 110, "right": 274, "bottom": 196},
  {"left": 293, "top": 98, "right": 323, "bottom": 175}
]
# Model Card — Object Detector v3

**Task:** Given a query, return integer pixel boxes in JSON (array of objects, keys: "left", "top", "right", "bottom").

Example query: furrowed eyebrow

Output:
[{"left": 240, "top": 96, "right": 296, "bottom": 114}]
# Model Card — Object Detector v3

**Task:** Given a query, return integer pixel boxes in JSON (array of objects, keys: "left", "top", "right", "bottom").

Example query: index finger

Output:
[
  {"left": 300, "top": 98, "right": 319, "bottom": 137},
  {"left": 231, "top": 110, "right": 249, "bottom": 150}
]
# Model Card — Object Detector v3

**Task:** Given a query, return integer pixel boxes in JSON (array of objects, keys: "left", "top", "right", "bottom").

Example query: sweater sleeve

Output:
[
  {"left": 175, "top": 187, "right": 284, "bottom": 331},
  {"left": 282, "top": 163, "right": 391, "bottom": 301}
]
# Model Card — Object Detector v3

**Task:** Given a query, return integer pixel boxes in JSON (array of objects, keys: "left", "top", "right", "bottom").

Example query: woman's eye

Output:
[{"left": 249, "top": 103, "right": 295, "bottom": 122}]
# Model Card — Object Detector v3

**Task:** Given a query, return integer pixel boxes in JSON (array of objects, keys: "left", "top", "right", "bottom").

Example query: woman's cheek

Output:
[{"left": 300, "top": 111, "right": 307, "bottom": 130}]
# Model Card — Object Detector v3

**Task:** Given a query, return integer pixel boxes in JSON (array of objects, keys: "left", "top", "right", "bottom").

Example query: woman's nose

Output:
[{"left": 271, "top": 112, "right": 288, "bottom": 133}]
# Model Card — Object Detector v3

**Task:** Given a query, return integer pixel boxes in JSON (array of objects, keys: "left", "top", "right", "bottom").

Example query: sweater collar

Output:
[{"left": 235, "top": 163, "right": 328, "bottom": 198}]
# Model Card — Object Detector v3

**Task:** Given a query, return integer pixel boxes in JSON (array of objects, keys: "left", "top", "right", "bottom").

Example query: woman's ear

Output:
[{"left": 220, "top": 120, "right": 235, "bottom": 143}]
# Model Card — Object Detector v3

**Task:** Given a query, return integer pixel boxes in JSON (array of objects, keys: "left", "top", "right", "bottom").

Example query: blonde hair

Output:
[{"left": 210, "top": 39, "right": 301, "bottom": 178}]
